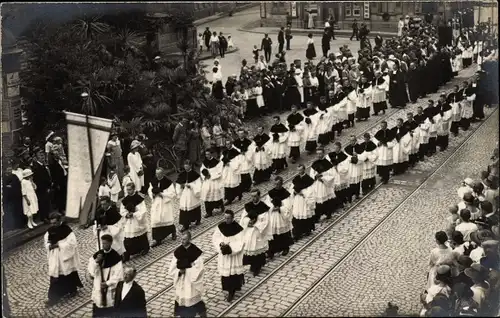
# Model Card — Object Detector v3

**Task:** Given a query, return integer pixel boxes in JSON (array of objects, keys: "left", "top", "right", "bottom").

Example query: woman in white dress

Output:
[
  {"left": 22, "top": 169, "right": 39, "bottom": 229},
  {"left": 255, "top": 81, "right": 265, "bottom": 109},
  {"left": 427, "top": 231, "right": 456, "bottom": 290},
  {"left": 126, "top": 140, "right": 144, "bottom": 194}
]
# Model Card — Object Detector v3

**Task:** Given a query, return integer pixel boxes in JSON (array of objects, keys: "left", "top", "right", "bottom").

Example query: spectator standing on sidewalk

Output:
[
  {"left": 285, "top": 24, "right": 292, "bottom": 50},
  {"left": 32, "top": 149, "right": 52, "bottom": 224},
  {"left": 218, "top": 32, "right": 228, "bottom": 58},
  {"left": 173, "top": 118, "right": 190, "bottom": 172},
  {"left": 278, "top": 27, "right": 285, "bottom": 53},
  {"left": 203, "top": 27, "right": 211, "bottom": 51},
  {"left": 321, "top": 29, "right": 330, "bottom": 57},
  {"left": 210, "top": 31, "right": 219, "bottom": 58},
  {"left": 261, "top": 34, "right": 273, "bottom": 63},
  {"left": 328, "top": 14, "right": 336, "bottom": 40},
  {"left": 350, "top": 19, "right": 359, "bottom": 41}
]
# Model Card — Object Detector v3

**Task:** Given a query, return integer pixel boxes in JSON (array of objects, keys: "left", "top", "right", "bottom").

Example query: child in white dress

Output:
[
  {"left": 22, "top": 169, "right": 39, "bottom": 229},
  {"left": 107, "top": 168, "right": 121, "bottom": 203},
  {"left": 227, "top": 35, "right": 234, "bottom": 49}
]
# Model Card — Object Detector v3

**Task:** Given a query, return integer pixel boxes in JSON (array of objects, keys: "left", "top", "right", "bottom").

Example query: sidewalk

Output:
[{"left": 239, "top": 26, "right": 398, "bottom": 39}]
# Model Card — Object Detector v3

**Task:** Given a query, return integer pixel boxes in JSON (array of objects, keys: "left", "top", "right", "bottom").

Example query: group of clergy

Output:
[{"left": 41, "top": 24, "right": 498, "bottom": 318}]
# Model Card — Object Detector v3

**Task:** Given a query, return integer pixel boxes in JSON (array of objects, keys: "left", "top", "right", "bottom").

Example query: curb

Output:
[
  {"left": 4, "top": 224, "right": 51, "bottom": 254},
  {"left": 198, "top": 47, "right": 240, "bottom": 61},
  {"left": 194, "top": 4, "right": 260, "bottom": 27},
  {"left": 237, "top": 26, "right": 398, "bottom": 39}
]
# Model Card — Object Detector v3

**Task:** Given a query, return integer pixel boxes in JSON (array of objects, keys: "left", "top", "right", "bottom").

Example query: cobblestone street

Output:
[
  {"left": 2, "top": 5, "right": 494, "bottom": 318},
  {"left": 286, "top": 109, "right": 498, "bottom": 317}
]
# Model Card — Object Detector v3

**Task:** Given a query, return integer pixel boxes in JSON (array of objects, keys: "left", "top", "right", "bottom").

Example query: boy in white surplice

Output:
[
  {"left": 240, "top": 189, "right": 271, "bottom": 277},
  {"left": 212, "top": 210, "right": 245, "bottom": 302},
  {"left": 149, "top": 167, "right": 177, "bottom": 247},
  {"left": 169, "top": 231, "right": 207, "bottom": 317},
  {"left": 44, "top": 212, "right": 83, "bottom": 306},
  {"left": 88, "top": 234, "right": 124, "bottom": 317},
  {"left": 176, "top": 160, "right": 202, "bottom": 230}
]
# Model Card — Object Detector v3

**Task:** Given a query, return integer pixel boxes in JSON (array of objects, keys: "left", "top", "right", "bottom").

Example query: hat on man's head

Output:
[
  {"left": 470, "top": 229, "right": 494, "bottom": 245},
  {"left": 464, "top": 263, "right": 489, "bottom": 281}
]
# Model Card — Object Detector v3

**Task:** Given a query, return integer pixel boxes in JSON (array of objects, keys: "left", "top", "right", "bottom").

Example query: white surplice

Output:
[
  {"left": 44, "top": 231, "right": 80, "bottom": 278},
  {"left": 212, "top": 226, "right": 245, "bottom": 277},
  {"left": 120, "top": 198, "right": 148, "bottom": 239},
  {"left": 176, "top": 177, "right": 202, "bottom": 211},
  {"left": 88, "top": 254, "right": 124, "bottom": 308},
  {"left": 168, "top": 250, "right": 205, "bottom": 307},
  {"left": 149, "top": 181, "right": 176, "bottom": 228}
]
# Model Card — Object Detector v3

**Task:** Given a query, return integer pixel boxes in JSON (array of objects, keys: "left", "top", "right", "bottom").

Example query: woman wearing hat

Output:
[
  {"left": 21, "top": 169, "right": 39, "bottom": 229},
  {"left": 106, "top": 133, "right": 125, "bottom": 181},
  {"left": 127, "top": 140, "right": 145, "bottom": 194},
  {"left": 305, "top": 33, "right": 316, "bottom": 62}
]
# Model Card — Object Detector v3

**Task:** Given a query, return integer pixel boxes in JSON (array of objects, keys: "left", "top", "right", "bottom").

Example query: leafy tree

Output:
[{"left": 19, "top": 9, "right": 239, "bottom": 160}]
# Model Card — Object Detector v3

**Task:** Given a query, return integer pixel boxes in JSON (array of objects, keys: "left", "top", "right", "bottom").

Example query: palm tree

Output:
[{"left": 71, "top": 15, "right": 111, "bottom": 40}]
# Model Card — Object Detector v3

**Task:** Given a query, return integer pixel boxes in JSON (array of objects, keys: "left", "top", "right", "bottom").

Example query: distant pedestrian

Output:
[
  {"left": 227, "top": 35, "right": 234, "bottom": 49},
  {"left": 350, "top": 19, "right": 359, "bottom": 41},
  {"left": 285, "top": 25, "right": 292, "bottom": 50},
  {"left": 218, "top": 32, "right": 228, "bottom": 58},
  {"left": 252, "top": 45, "right": 261, "bottom": 64},
  {"left": 321, "top": 29, "right": 330, "bottom": 57},
  {"left": 398, "top": 17, "right": 405, "bottom": 37},
  {"left": 32, "top": 149, "right": 52, "bottom": 224},
  {"left": 306, "top": 33, "right": 316, "bottom": 62},
  {"left": 203, "top": 27, "right": 211, "bottom": 51},
  {"left": 210, "top": 31, "right": 219, "bottom": 58},
  {"left": 328, "top": 14, "right": 336, "bottom": 40},
  {"left": 173, "top": 118, "right": 189, "bottom": 171},
  {"left": 278, "top": 27, "right": 285, "bottom": 53},
  {"left": 261, "top": 33, "right": 273, "bottom": 63},
  {"left": 2, "top": 164, "right": 25, "bottom": 231}
]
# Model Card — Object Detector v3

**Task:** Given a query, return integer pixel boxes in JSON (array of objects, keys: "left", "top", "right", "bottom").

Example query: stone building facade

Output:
[{"left": 260, "top": 1, "right": 495, "bottom": 32}]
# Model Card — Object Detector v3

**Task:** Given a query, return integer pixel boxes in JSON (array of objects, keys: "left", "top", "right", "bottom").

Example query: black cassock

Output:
[
  {"left": 287, "top": 112, "right": 305, "bottom": 160},
  {"left": 233, "top": 138, "right": 253, "bottom": 193},
  {"left": 176, "top": 170, "right": 202, "bottom": 228},
  {"left": 221, "top": 147, "right": 243, "bottom": 203},
  {"left": 311, "top": 158, "right": 337, "bottom": 221},
  {"left": 47, "top": 224, "right": 84, "bottom": 303},
  {"left": 291, "top": 173, "right": 315, "bottom": 239},
  {"left": 283, "top": 76, "right": 301, "bottom": 111},
  {"left": 150, "top": 176, "right": 177, "bottom": 242},
  {"left": 406, "top": 68, "right": 420, "bottom": 103},
  {"left": 170, "top": 244, "right": 207, "bottom": 317},
  {"left": 253, "top": 133, "right": 272, "bottom": 184},
  {"left": 122, "top": 193, "right": 150, "bottom": 256},
  {"left": 242, "top": 201, "right": 270, "bottom": 273},
  {"left": 389, "top": 70, "right": 406, "bottom": 108},
  {"left": 218, "top": 221, "right": 245, "bottom": 293},
  {"left": 267, "top": 187, "right": 293, "bottom": 254},
  {"left": 303, "top": 108, "right": 319, "bottom": 153}
]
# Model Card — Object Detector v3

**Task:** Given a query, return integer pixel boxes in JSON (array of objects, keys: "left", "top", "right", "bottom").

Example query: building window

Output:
[
  {"left": 353, "top": 3, "right": 361, "bottom": 16},
  {"left": 371, "top": 2, "right": 379, "bottom": 13},
  {"left": 415, "top": 2, "right": 421, "bottom": 14},
  {"left": 345, "top": 3, "right": 352, "bottom": 17},
  {"left": 271, "top": 2, "right": 287, "bottom": 15}
]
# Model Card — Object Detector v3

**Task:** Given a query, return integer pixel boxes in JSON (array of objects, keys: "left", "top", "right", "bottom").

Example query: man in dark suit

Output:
[
  {"left": 321, "top": 29, "right": 331, "bottom": 57},
  {"left": 350, "top": 19, "right": 359, "bottom": 41},
  {"left": 285, "top": 25, "right": 292, "bottom": 50},
  {"left": 278, "top": 27, "right": 285, "bottom": 53},
  {"left": 261, "top": 33, "right": 273, "bottom": 63},
  {"left": 32, "top": 148, "right": 52, "bottom": 223},
  {"left": 114, "top": 266, "right": 147, "bottom": 318}
]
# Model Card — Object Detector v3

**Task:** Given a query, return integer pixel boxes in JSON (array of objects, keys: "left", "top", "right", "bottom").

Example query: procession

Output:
[{"left": 2, "top": 2, "right": 499, "bottom": 317}]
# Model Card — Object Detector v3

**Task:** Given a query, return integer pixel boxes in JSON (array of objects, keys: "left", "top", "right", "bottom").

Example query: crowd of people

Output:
[
  {"left": 27, "top": 17, "right": 500, "bottom": 318},
  {"left": 3, "top": 133, "right": 69, "bottom": 231},
  {"left": 421, "top": 144, "right": 499, "bottom": 316}
]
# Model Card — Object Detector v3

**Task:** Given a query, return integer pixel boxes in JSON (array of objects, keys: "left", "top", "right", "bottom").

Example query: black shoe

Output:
[
  {"left": 195, "top": 220, "right": 201, "bottom": 226},
  {"left": 172, "top": 232, "right": 177, "bottom": 240},
  {"left": 281, "top": 248, "right": 290, "bottom": 256},
  {"left": 227, "top": 291, "right": 235, "bottom": 302}
]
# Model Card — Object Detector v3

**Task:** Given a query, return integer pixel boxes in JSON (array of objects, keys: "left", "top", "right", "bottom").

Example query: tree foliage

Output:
[{"left": 19, "top": 9, "right": 239, "bottom": 151}]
